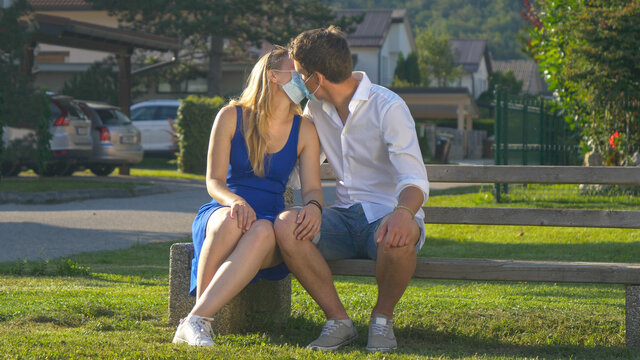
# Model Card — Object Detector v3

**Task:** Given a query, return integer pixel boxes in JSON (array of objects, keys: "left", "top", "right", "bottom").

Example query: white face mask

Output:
[{"left": 273, "top": 70, "right": 308, "bottom": 104}]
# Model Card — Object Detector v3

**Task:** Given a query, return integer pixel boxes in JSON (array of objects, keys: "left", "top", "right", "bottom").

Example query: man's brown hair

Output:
[{"left": 288, "top": 25, "right": 353, "bottom": 83}]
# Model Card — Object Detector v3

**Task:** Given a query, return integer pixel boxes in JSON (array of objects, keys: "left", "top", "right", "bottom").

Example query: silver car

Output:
[
  {"left": 2, "top": 94, "right": 93, "bottom": 177},
  {"left": 78, "top": 101, "right": 143, "bottom": 176}
]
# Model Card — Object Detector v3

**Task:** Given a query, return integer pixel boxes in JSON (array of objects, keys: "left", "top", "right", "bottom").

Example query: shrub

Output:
[{"left": 175, "top": 95, "right": 225, "bottom": 174}]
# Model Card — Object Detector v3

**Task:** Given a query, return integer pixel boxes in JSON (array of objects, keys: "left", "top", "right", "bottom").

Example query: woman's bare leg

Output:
[
  {"left": 196, "top": 208, "right": 244, "bottom": 299},
  {"left": 190, "top": 219, "right": 280, "bottom": 318}
]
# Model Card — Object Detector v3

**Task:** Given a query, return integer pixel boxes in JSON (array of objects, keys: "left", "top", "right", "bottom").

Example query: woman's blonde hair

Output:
[{"left": 229, "top": 46, "right": 301, "bottom": 177}]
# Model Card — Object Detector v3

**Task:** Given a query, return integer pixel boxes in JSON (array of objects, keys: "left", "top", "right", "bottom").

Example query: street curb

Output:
[{"left": 0, "top": 183, "right": 169, "bottom": 205}]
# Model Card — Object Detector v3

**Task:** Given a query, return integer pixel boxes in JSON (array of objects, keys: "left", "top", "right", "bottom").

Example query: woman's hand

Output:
[
  {"left": 294, "top": 203, "right": 322, "bottom": 241},
  {"left": 229, "top": 200, "right": 257, "bottom": 232}
]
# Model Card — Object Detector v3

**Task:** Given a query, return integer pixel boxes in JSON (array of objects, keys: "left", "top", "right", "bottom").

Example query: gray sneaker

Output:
[
  {"left": 366, "top": 314, "right": 397, "bottom": 352},
  {"left": 172, "top": 315, "right": 215, "bottom": 346},
  {"left": 307, "top": 318, "right": 358, "bottom": 351}
]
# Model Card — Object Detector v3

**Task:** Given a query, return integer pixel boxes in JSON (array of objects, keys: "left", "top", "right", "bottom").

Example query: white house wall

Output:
[
  {"left": 378, "top": 23, "right": 413, "bottom": 86},
  {"left": 472, "top": 56, "right": 489, "bottom": 98},
  {"left": 351, "top": 48, "right": 380, "bottom": 84}
]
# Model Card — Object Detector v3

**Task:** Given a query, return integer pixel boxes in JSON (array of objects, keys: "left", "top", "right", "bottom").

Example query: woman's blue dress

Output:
[{"left": 190, "top": 106, "right": 299, "bottom": 296}]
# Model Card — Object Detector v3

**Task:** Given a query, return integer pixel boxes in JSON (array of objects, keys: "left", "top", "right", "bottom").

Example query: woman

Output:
[{"left": 172, "top": 46, "right": 323, "bottom": 346}]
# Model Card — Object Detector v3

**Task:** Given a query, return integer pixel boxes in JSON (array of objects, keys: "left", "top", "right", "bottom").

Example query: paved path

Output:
[
  {"left": 0, "top": 178, "right": 207, "bottom": 262},
  {"left": 0, "top": 172, "right": 482, "bottom": 263}
]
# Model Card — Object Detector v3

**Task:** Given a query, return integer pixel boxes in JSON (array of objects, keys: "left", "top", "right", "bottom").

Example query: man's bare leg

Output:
[
  {"left": 371, "top": 217, "right": 421, "bottom": 319},
  {"left": 274, "top": 209, "right": 348, "bottom": 320}
]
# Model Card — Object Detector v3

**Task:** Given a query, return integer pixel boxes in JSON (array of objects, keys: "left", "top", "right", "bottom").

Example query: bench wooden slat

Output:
[
  {"left": 328, "top": 258, "right": 640, "bottom": 285},
  {"left": 425, "top": 165, "right": 640, "bottom": 185},
  {"left": 320, "top": 164, "right": 640, "bottom": 185},
  {"left": 423, "top": 207, "right": 640, "bottom": 228}
]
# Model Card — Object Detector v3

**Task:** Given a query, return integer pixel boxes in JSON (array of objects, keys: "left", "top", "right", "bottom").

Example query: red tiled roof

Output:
[{"left": 29, "top": 0, "right": 93, "bottom": 10}]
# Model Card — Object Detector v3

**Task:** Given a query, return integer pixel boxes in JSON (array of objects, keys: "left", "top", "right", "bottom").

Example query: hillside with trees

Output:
[{"left": 333, "top": 0, "right": 527, "bottom": 60}]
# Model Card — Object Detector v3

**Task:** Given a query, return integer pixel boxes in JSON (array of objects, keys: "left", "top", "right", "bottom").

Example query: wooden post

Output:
[
  {"left": 117, "top": 51, "right": 132, "bottom": 117},
  {"left": 117, "top": 51, "right": 132, "bottom": 176},
  {"left": 21, "top": 42, "right": 36, "bottom": 89},
  {"left": 626, "top": 285, "right": 640, "bottom": 350}
]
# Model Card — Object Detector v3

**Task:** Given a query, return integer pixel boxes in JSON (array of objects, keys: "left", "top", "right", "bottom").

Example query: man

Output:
[{"left": 274, "top": 26, "right": 429, "bottom": 353}]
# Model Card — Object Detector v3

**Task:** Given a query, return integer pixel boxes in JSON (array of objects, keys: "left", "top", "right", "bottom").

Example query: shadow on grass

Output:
[{"left": 231, "top": 315, "right": 633, "bottom": 360}]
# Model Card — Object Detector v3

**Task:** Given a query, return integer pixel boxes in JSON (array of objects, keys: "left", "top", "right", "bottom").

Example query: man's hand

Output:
[
  {"left": 376, "top": 207, "right": 416, "bottom": 252},
  {"left": 294, "top": 204, "right": 322, "bottom": 241},
  {"left": 229, "top": 200, "right": 257, "bottom": 232}
]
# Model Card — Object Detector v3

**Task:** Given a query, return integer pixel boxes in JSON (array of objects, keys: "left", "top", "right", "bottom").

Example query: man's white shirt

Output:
[{"left": 304, "top": 71, "right": 429, "bottom": 224}]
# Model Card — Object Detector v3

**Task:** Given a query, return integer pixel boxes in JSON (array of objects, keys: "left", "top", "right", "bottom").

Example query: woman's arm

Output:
[
  {"left": 294, "top": 116, "right": 323, "bottom": 241},
  {"left": 206, "top": 105, "right": 256, "bottom": 231}
]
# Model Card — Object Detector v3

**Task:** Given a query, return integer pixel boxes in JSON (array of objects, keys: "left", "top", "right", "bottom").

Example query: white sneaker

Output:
[{"left": 172, "top": 315, "right": 215, "bottom": 346}]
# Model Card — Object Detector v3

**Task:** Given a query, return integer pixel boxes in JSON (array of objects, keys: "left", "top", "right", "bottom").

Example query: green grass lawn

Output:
[
  {"left": 2, "top": 155, "right": 204, "bottom": 189},
  {"left": 1, "top": 188, "right": 638, "bottom": 359}
]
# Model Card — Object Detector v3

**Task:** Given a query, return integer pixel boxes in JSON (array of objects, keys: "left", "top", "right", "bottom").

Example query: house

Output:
[
  {"left": 24, "top": 0, "right": 254, "bottom": 100},
  {"left": 491, "top": 59, "right": 548, "bottom": 95},
  {"left": 336, "top": 9, "right": 416, "bottom": 86},
  {"left": 448, "top": 39, "right": 492, "bottom": 99}
]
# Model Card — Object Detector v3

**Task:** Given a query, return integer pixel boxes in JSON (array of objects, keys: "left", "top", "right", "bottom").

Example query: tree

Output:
[
  {"left": 0, "top": 0, "right": 52, "bottom": 178},
  {"left": 478, "top": 69, "right": 523, "bottom": 104},
  {"left": 61, "top": 59, "right": 119, "bottom": 105},
  {"left": 525, "top": 0, "right": 640, "bottom": 164},
  {"left": 392, "top": 51, "right": 422, "bottom": 86},
  {"left": 85, "top": 0, "right": 357, "bottom": 97},
  {"left": 333, "top": 0, "right": 527, "bottom": 60},
  {"left": 415, "top": 28, "right": 462, "bottom": 87}
]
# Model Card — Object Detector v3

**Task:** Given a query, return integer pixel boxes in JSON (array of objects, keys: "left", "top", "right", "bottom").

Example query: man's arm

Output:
[
  {"left": 376, "top": 185, "right": 424, "bottom": 251},
  {"left": 376, "top": 101, "right": 429, "bottom": 250}
]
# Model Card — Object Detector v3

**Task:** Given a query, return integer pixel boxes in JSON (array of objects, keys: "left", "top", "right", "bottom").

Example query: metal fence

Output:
[{"left": 494, "top": 90, "right": 580, "bottom": 166}]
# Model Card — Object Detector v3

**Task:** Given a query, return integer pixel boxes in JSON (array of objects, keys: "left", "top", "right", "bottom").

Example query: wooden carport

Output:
[
  {"left": 22, "top": 13, "right": 180, "bottom": 116},
  {"left": 390, "top": 87, "right": 479, "bottom": 131}
]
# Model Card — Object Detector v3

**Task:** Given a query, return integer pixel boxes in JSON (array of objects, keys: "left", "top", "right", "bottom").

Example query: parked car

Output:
[
  {"left": 2, "top": 94, "right": 93, "bottom": 176},
  {"left": 77, "top": 101, "right": 144, "bottom": 176},
  {"left": 130, "top": 99, "right": 180, "bottom": 154}
]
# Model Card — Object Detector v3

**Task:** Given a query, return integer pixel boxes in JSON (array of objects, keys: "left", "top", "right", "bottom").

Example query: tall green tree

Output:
[
  {"left": 392, "top": 51, "right": 422, "bottom": 86},
  {"left": 525, "top": 0, "right": 640, "bottom": 164},
  {"left": 86, "top": 0, "right": 356, "bottom": 97},
  {"left": 415, "top": 28, "right": 461, "bottom": 87},
  {"left": 0, "top": 0, "right": 52, "bottom": 177}
]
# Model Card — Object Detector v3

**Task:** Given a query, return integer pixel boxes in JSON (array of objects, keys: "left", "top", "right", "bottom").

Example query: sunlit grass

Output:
[{"left": 0, "top": 187, "right": 638, "bottom": 358}]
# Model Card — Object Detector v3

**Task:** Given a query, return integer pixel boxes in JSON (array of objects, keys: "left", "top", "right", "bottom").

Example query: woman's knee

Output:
[
  {"left": 244, "top": 220, "right": 276, "bottom": 248},
  {"left": 274, "top": 209, "right": 298, "bottom": 242},
  {"left": 206, "top": 208, "right": 242, "bottom": 239}
]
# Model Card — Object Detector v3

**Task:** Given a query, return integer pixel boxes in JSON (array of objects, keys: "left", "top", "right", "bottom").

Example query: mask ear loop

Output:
[{"left": 305, "top": 72, "right": 320, "bottom": 96}]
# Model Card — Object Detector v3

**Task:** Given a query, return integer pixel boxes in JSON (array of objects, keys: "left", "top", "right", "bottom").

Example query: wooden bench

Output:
[{"left": 169, "top": 164, "right": 640, "bottom": 349}]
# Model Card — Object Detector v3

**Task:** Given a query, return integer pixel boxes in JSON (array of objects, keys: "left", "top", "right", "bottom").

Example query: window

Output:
[
  {"left": 157, "top": 81, "right": 187, "bottom": 93},
  {"left": 187, "top": 78, "right": 207, "bottom": 93},
  {"left": 157, "top": 106, "right": 178, "bottom": 120},
  {"left": 96, "top": 109, "right": 131, "bottom": 125},
  {"left": 49, "top": 102, "right": 62, "bottom": 120},
  {"left": 131, "top": 106, "right": 157, "bottom": 121}
]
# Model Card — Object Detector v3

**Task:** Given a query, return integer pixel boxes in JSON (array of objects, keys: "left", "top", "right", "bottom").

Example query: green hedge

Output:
[{"left": 176, "top": 95, "right": 226, "bottom": 174}]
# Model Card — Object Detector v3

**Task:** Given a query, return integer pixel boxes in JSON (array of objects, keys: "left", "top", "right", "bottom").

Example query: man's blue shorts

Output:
[{"left": 311, "top": 203, "right": 425, "bottom": 260}]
